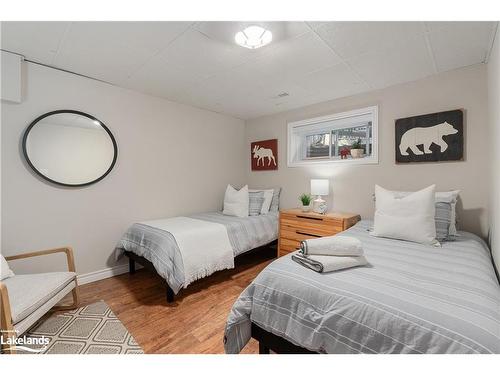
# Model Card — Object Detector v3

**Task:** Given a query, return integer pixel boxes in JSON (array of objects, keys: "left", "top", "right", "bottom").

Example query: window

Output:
[{"left": 287, "top": 106, "right": 378, "bottom": 166}]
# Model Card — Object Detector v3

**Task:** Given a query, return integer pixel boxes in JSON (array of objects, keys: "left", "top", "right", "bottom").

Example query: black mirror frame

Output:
[{"left": 22, "top": 110, "right": 118, "bottom": 188}]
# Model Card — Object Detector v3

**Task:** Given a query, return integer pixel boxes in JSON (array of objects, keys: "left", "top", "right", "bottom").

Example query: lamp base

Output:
[{"left": 312, "top": 196, "right": 327, "bottom": 214}]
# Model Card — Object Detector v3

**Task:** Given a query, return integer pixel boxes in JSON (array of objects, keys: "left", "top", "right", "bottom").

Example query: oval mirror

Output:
[{"left": 22, "top": 110, "right": 118, "bottom": 187}]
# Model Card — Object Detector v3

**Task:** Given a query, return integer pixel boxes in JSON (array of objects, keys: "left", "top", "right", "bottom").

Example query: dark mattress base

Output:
[
  {"left": 251, "top": 323, "right": 317, "bottom": 354},
  {"left": 124, "top": 240, "right": 277, "bottom": 303}
]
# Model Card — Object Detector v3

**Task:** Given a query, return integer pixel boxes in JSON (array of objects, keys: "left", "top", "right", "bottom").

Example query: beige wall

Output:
[
  {"left": 488, "top": 31, "right": 500, "bottom": 273},
  {"left": 246, "top": 64, "right": 490, "bottom": 238},
  {"left": 0, "top": 51, "right": 22, "bottom": 103},
  {"left": 1, "top": 62, "right": 246, "bottom": 276}
]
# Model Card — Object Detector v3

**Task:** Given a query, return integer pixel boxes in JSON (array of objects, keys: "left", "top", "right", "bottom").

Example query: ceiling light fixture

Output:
[{"left": 235, "top": 26, "right": 272, "bottom": 49}]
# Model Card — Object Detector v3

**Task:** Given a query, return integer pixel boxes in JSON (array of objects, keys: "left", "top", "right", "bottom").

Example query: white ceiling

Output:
[{"left": 1, "top": 21, "right": 498, "bottom": 119}]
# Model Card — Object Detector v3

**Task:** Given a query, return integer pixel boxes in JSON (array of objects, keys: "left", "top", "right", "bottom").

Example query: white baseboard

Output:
[{"left": 77, "top": 263, "right": 142, "bottom": 285}]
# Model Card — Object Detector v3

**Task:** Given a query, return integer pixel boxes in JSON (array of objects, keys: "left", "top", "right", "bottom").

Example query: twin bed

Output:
[
  {"left": 115, "top": 211, "right": 279, "bottom": 302},
  {"left": 224, "top": 220, "right": 500, "bottom": 354}
]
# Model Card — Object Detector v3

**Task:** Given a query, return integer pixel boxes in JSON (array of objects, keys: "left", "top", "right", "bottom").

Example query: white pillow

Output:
[
  {"left": 223, "top": 185, "right": 249, "bottom": 218},
  {"left": 371, "top": 185, "right": 438, "bottom": 245},
  {"left": 395, "top": 189, "right": 460, "bottom": 236},
  {"left": 1, "top": 255, "right": 15, "bottom": 281},
  {"left": 249, "top": 189, "right": 274, "bottom": 214}
]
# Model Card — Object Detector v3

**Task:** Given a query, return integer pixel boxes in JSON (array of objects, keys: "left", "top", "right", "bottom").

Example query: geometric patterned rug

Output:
[{"left": 21, "top": 301, "right": 143, "bottom": 354}]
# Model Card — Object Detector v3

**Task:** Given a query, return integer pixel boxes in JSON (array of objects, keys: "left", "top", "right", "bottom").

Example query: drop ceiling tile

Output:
[
  {"left": 316, "top": 21, "right": 424, "bottom": 59},
  {"left": 243, "top": 91, "right": 340, "bottom": 119},
  {"left": 180, "top": 86, "right": 258, "bottom": 119},
  {"left": 53, "top": 23, "right": 172, "bottom": 83},
  {"left": 217, "top": 97, "right": 279, "bottom": 119},
  {"left": 424, "top": 21, "right": 495, "bottom": 34},
  {"left": 70, "top": 22, "right": 191, "bottom": 54},
  {"left": 235, "top": 32, "right": 341, "bottom": 86},
  {"left": 274, "top": 93, "right": 332, "bottom": 113},
  {"left": 209, "top": 58, "right": 271, "bottom": 90},
  {"left": 0, "top": 21, "right": 70, "bottom": 64},
  {"left": 424, "top": 21, "right": 457, "bottom": 33},
  {"left": 294, "top": 63, "right": 370, "bottom": 98},
  {"left": 184, "top": 69, "right": 261, "bottom": 105},
  {"left": 305, "top": 21, "right": 328, "bottom": 31},
  {"left": 54, "top": 46, "right": 146, "bottom": 84},
  {"left": 348, "top": 35, "right": 435, "bottom": 89},
  {"left": 256, "top": 82, "right": 311, "bottom": 102},
  {"left": 428, "top": 22, "right": 496, "bottom": 71},
  {"left": 278, "top": 22, "right": 311, "bottom": 39},
  {"left": 158, "top": 29, "right": 255, "bottom": 80},
  {"left": 124, "top": 57, "right": 199, "bottom": 100}
]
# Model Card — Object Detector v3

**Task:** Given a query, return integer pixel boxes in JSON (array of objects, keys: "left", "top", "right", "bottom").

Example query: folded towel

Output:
[
  {"left": 292, "top": 253, "right": 368, "bottom": 273},
  {"left": 300, "top": 235, "right": 364, "bottom": 256}
]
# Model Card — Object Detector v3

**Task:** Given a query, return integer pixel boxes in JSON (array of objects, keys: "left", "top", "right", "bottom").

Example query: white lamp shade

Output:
[{"left": 310, "top": 179, "right": 329, "bottom": 196}]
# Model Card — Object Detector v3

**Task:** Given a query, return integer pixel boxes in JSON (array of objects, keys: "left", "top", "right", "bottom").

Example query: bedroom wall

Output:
[
  {"left": 1, "top": 62, "right": 246, "bottom": 278},
  {"left": 246, "top": 64, "right": 490, "bottom": 238},
  {"left": 487, "top": 29, "right": 500, "bottom": 274},
  {"left": 0, "top": 51, "right": 22, "bottom": 103}
]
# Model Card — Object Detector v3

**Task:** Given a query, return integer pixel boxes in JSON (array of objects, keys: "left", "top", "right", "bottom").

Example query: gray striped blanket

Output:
[
  {"left": 224, "top": 220, "right": 500, "bottom": 354},
  {"left": 115, "top": 212, "right": 278, "bottom": 294}
]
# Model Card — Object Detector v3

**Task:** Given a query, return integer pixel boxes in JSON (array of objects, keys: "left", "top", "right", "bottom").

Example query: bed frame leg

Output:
[
  {"left": 166, "top": 284, "right": 174, "bottom": 303},
  {"left": 259, "top": 342, "right": 270, "bottom": 354},
  {"left": 129, "top": 258, "right": 136, "bottom": 275}
]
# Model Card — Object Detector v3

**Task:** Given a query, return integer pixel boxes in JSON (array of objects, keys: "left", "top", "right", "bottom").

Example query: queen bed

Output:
[
  {"left": 115, "top": 211, "right": 279, "bottom": 302},
  {"left": 224, "top": 220, "right": 500, "bottom": 354}
]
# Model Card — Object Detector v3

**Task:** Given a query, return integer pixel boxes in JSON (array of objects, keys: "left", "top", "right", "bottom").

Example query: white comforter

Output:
[{"left": 140, "top": 217, "right": 234, "bottom": 287}]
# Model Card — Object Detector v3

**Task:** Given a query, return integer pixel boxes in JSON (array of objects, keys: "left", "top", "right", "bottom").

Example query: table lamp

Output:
[{"left": 311, "top": 179, "right": 329, "bottom": 214}]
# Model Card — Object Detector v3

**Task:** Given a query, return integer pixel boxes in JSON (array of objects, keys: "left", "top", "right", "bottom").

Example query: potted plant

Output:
[
  {"left": 299, "top": 193, "right": 312, "bottom": 212},
  {"left": 350, "top": 138, "right": 364, "bottom": 158}
]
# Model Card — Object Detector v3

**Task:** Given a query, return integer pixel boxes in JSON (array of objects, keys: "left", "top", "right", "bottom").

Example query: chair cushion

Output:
[{"left": 2, "top": 272, "right": 76, "bottom": 324}]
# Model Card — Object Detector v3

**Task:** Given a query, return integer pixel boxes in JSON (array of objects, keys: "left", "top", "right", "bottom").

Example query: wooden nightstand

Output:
[{"left": 278, "top": 209, "right": 361, "bottom": 257}]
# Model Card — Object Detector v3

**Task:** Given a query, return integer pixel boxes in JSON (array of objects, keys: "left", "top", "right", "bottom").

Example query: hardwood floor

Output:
[{"left": 63, "top": 247, "right": 276, "bottom": 354}]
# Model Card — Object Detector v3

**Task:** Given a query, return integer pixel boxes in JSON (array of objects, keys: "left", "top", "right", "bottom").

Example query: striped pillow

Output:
[
  {"left": 435, "top": 202, "right": 456, "bottom": 242},
  {"left": 249, "top": 191, "right": 265, "bottom": 216},
  {"left": 269, "top": 187, "right": 281, "bottom": 212}
]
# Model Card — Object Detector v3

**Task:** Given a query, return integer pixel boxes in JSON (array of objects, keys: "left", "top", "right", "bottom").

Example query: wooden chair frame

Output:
[{"left": 0, "top": 247, "right": 79, "bottom": 354}]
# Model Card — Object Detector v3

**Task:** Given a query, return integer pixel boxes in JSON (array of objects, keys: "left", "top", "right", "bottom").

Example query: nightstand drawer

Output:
[
  {"left": 280, "top": 227, "right": 323, "bottom": 242},
  {"left": 278, "top": 209, "right": 360, "bottom": 258},
  {"left": 280, "top": 223, "right": 340, "bottom": 238}
]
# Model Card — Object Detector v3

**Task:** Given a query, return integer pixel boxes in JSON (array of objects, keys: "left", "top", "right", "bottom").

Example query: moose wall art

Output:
[
  {"left": 395, "top": 109, "right": 464, "bottom": 163},
  {"left": 251, "top": 139, "right": 278, "bottom": 171}
]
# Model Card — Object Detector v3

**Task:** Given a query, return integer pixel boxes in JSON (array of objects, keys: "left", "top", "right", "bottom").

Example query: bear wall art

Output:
[{"left": 395, "top": 109, "right": 464, "bottom": 163}]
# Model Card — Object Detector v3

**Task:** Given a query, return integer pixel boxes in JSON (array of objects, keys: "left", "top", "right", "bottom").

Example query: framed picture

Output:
[
  {"left": 395, "top": 109, "right": 464, "bottom": 163},
  {"left": 251, "top": 139, "right": 278, "bottom": 171}
]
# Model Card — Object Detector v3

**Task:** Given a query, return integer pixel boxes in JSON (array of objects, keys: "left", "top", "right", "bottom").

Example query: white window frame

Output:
[{"left": 287, "top": 105, "right": 379, "bottom": 167}]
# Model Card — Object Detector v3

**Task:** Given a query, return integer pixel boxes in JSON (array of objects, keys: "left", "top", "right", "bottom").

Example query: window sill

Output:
[{"left": 288, "top": 157, "right": 379, "bottom": 167}]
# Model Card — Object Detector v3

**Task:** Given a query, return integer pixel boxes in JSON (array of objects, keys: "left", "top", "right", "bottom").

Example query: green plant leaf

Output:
[{"left": 299, "top": 193, "right": 312, "bottom": 205}]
